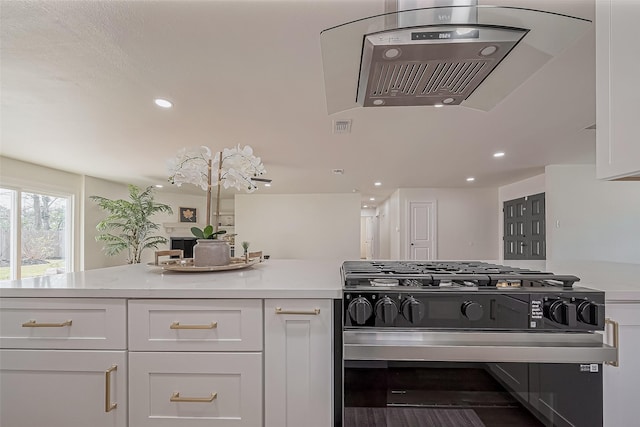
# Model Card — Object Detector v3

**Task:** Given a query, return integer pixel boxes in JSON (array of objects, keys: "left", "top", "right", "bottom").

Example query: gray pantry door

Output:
[{"left": 503, "top": 193, "right": 546, "bottom": 260}]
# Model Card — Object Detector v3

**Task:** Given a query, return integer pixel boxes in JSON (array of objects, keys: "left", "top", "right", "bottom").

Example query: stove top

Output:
[{"left": 342, "top": 261, "right": 580, "bottom": 290}]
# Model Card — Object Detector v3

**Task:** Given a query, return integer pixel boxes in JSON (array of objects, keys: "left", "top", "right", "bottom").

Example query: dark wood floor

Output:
[{"left": 344, "top": 365, "right": 544, "bottom": 427}]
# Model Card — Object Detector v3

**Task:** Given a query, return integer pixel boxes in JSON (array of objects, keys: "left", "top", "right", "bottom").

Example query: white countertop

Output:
[
  {"left": 2, "top": 258, "right": 639, "bottom": 302},
  {"left": 0, "top": 259, "right": 343, "bottom": 299}
]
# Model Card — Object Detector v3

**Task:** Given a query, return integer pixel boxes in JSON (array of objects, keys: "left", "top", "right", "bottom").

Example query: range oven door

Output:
[{"left": 342, "top": 330, "right": 617, "bottom": 427}]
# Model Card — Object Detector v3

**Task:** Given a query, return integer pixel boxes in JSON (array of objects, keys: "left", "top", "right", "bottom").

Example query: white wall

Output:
[
  {"left": 82, "top": 177, "right": 130, "bottom": 269},
  {"left": 84, "top": 176, "right": 222, "bottom": 269},
  {"left": 234, "top": 193, "right": 360, "bottom": 260},
  {"left": 0, "top": 156, "right": 84, "bottom": 272},
  {"left": 545, "top": 164, "right": 640, "bottom": 264},
  {"left": 394, "top": 187, "right": 499, "bottom": 260},
  {"left": 497, "top": 174, "right": 546, "bottom": 261}
]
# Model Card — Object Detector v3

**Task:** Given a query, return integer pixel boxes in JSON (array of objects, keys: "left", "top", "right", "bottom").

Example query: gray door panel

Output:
[{"left": 504, "top": 193, "right": 546, "bottom": 260}]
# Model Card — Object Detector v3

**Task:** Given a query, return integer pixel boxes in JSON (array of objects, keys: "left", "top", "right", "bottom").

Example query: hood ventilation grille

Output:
[{"left": 371, "top": 60, "right": 489, "bottom": 97}]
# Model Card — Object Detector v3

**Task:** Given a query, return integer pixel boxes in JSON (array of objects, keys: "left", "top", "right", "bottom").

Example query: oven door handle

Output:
[
  {"left": 343, "top": 330, "right": 618, "bottom": 364},
  {"left": 605, "top": 318, "right": 619, "bottom": 367}
]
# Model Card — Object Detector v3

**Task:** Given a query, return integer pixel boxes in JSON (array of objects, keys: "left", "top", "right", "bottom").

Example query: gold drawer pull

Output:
[
  {"left": 275, "top": 307, "right": 320, "bottom": 315},
  {"left": 170, "top": 392, "right": 217, "bottom": 403},
  {"left": 170, "top": 321, "right": 217, "bottom": 329},
  {"left": 605, "top": 318, "right": 620, "bottom": 367},
  {"left": 105, "top": 365, "right": 118, "bottom": 412},
  {"left": 22, "top": 320, "right": 72, "bottom": 328}
]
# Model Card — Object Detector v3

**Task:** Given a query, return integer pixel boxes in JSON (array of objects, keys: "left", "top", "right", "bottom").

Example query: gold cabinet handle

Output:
[
  {"left": 105, "top": 365, "right": 118, "bottom": 412},
  {"left": 170, "top": 321, "right": 217, "bottom": 329},
  {"left": 275, "top": 307, "right": 320, "bottom": 315},
  {"left": 22, "top": 320, "right": 72, "bottom": 328},
  {"left": 170, "top": 392, "right": 217, "bottom": 403},
  {"left": 605, "top": 318, "right": 620, "bottom": 367}
]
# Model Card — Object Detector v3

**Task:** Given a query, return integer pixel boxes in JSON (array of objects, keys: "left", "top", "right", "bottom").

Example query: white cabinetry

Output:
[
  {"left": 128, "top": 299, "right": 263, "bottom": 427},
  {"left": 264, "top": 299, "right": 333, "bottom": 427},
  {"left": 0, "top": 298, "right": 127, "bottom": 427},
  {"left": 1, "top": 350, "right": 127, "bottom": 427},
  {"left": 603, "top": 302, "right": 640, "bottom": 427},
  {"left": 596, "top": 0, "right": 640, "bottom": 180}
]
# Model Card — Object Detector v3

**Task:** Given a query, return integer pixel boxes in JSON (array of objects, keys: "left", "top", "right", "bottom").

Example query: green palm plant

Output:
[{"left": 90, "top": 185, "right": 173, "bottom": 264}]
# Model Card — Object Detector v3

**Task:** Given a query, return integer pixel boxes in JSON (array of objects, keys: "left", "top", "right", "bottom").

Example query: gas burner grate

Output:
[{"left": 341, "top": 261, "right": 579, "bottom": 289}]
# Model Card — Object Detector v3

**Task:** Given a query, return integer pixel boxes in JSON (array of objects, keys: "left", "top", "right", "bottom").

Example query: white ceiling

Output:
[{"left": 0, "top": 0, "right": 596, "bottom": 206}]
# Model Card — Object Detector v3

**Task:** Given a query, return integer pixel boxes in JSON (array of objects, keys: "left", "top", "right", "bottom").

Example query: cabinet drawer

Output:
[
  {"left": 128, "top": 300, "right": 262, "bottom": 351},
  {"left": 129, "top": 352, "right": 262, "bottom": 427},
  {"left": 0, "top": 298, "right": 127, "bottom": 350}
]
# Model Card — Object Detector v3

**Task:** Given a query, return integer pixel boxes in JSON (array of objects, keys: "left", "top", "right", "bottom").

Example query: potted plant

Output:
[
  {"left": 90, "top": 185, "right": 172, "bottom": 264},
  {"left": 168, "top": 145, "right": 266, "bottom": 266}
]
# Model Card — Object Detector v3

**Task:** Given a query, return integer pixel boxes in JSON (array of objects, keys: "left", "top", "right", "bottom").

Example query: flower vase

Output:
[{"left": 193, "top": 239, "right": 230, "bottom": 267}]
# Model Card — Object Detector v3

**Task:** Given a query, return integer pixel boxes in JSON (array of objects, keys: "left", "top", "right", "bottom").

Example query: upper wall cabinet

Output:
[{"left": 596, "top": 0, "right": 640, "bottom": 180}]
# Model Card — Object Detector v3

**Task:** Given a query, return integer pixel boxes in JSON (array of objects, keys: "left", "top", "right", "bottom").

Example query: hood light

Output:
[
  {"left": 154, "top": 98, "right": 173, "bottom": 108},
  {"left": 374, "top": 182, "right": 382, "bottom": 186},
  {"left": 466, "top": 177, "right": 475, "bottom": 182},
  {"left": 480, "top": 45, "right": 498, "bottom": 56},
  {"left": 493, "top": 152, "right": 505, "bottom": 158}
]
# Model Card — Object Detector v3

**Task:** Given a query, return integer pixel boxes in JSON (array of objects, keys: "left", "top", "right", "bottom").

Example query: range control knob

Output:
[
  {"left": 374, "top": 296, "right": 398, "bottom": 325},
  {"left": 401, "top": 296, "right": 425, "bottom": 324},
  {"left": 577, "top": 300, "right": 604, "bottom": 326},
  {"left": 347, "top": 297, "right": 373, "bottom": 325},
  {"left": 461, "top": 301, "right": 484, "bottom": 321},
  {"left": 546, "top": 299, "right": 577, "bottom": 327}
]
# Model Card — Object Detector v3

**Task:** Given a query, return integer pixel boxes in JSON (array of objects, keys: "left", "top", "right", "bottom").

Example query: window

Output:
[{"left": 0, "top": 187, "right": 72, "bottom": 280}]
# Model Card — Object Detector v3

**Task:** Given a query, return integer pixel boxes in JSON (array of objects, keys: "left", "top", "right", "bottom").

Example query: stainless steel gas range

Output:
[{"left": 336, "top": 261, "right": 618, "bottom": 427}]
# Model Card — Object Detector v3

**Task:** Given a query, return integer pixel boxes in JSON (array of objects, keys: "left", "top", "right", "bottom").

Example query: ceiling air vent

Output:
[{"left": 333, "top": 120, "right": 352, "bottom": 134}]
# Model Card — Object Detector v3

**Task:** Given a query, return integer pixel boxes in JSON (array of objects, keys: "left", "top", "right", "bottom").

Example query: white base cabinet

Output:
[
  {"left": 0, "top": 297, "right": 336, "bottom": 427},
  {"left": 264, "top": 299, "right": 333, "bottom": 427},
  {"left": 603, "top": 302, "right": 640, "bottom": 427},
  {"left": 129, "top": 352, "right": 262, "bottom": 427},
  {"left": 0, "top": 349, "right": 127, "bottom": 427}
]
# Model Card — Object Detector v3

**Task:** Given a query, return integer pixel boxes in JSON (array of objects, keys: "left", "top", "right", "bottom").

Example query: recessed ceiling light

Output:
[
  {"left": 154, "top": 98, "right": 173, "bottom": 108},
  {"left": 374, "top": 182, "right": 382, "bottom": 186},
  {"left": 493, "top": 152, "right": 505, "bottom": 158},
  {"left": 369, "top": 197, "right": 375, "bottom": 201},
  {"left": 363, "top": 205, "right": 368, "bottom": 208},
  {"left": 154, "top": 184, "right": 163, "bottom": 188},
  {"left": 466, "top": 177, "right": 475, "bottom": 182},
  {"left": 434, "top": 104, "right": 444, "bottom": 108}
]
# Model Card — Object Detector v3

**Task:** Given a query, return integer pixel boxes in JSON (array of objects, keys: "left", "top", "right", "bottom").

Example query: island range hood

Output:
[{"left": 320, "top": 0, "right": 592, "bottom": 112}]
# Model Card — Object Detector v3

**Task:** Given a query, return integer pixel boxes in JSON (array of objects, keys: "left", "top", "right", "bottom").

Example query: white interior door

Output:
[
  {"left": 360, "top": 216, "right": 376, "bottom": 260},
  {"left": 408, "top": 201, "right": 436, "bottom": 260}
]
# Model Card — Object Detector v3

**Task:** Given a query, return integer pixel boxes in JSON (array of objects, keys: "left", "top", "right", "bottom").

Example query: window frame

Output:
[{"left": 0, "top": 185, "right": 74, "bottom": 280}]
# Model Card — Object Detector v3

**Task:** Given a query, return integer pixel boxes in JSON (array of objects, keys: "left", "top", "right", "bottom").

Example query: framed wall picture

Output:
[{"left": 179, "top": 207, "right": 197, "bottom": 223}]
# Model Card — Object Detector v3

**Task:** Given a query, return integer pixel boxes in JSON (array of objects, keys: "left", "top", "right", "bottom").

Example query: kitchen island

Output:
[{"left": 0, "top": 259, "right": 342, "bottom": 427}]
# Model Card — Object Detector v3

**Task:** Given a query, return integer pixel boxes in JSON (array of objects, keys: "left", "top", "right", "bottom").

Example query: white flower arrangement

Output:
[{"left": 168, "top": 145, "right": 266, "bottom": 232}]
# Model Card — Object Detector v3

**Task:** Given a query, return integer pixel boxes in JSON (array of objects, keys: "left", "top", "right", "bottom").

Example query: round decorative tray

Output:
[{"left": 158, "top": 257, "right": 260, "bottom": 272}]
